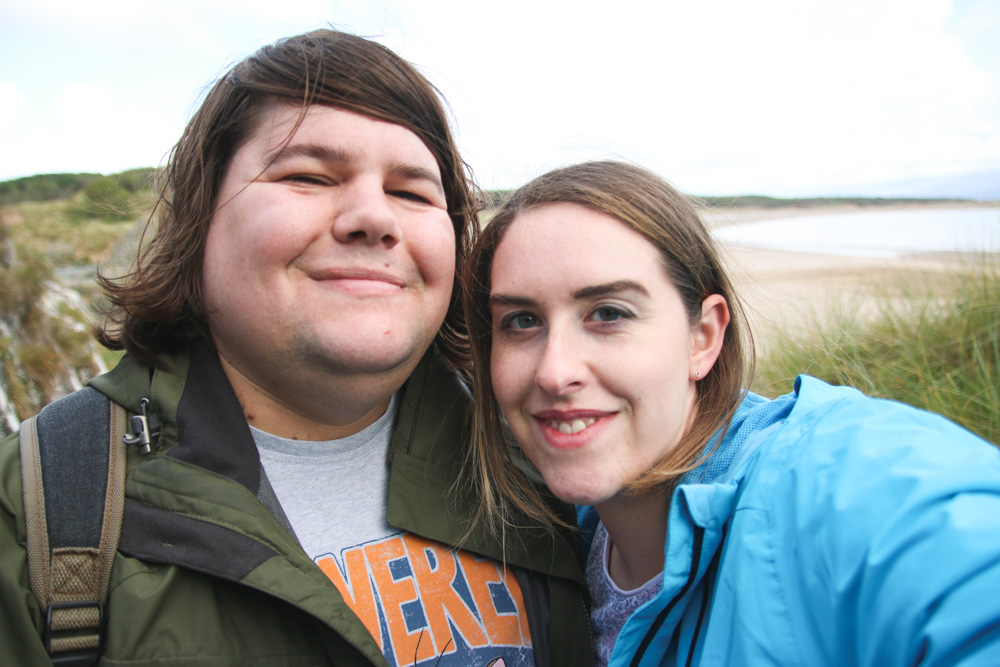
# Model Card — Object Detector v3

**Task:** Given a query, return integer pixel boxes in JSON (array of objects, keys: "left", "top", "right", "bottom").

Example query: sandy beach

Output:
[{"left": 699, "top": 203, "right": 996, "bottom": 356}]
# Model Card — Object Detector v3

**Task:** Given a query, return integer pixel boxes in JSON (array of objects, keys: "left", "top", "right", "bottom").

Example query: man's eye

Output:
[
  {"left": 284, "top": 174, "right": 327, "bottom": 185},
  {"left": 390, "top": 190, "right": 432, "bottom": 205}
]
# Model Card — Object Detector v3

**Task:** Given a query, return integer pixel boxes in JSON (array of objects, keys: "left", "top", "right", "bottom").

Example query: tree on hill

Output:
[
  {"left": 0, "top": 173, "right": 100, "bottom": 206},
  {"left": 0, "top": 169, "right": 157, "bottom": 209}
]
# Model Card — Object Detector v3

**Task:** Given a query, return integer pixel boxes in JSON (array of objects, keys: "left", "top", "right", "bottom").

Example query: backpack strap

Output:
[{"left": 19, "top": 387, "right": 128, "bottom": 667}]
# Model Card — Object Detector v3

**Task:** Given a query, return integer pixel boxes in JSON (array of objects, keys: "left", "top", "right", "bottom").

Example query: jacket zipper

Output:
[
  {"left": 629, "top": 526, "right": 705, "bottom": 667},
  {"left": 684, "top": 523, "right": 728, "bottom": 667}
]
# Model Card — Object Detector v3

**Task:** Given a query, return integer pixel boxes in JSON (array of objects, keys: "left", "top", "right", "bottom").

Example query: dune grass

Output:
[{"left": 752, "top": 258, "right": 1000, "bottom": 445}]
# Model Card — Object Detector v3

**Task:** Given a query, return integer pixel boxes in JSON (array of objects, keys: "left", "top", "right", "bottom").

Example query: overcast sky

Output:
[{"left": 2, "top": 0, "right": 998, "bottom": 197}]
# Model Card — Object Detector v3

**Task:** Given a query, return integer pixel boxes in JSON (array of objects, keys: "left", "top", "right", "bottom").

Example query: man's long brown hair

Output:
[{"left": 97, "top": 29, "right": 476, "bottom": 370}]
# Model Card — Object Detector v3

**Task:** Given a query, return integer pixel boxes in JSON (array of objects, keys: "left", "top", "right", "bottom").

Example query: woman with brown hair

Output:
[{"left": 463, "top": 160, "right": 1000, "bottom": 666}]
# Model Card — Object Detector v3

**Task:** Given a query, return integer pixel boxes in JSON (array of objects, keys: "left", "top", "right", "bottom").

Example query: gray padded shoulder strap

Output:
[{"left": 19, "top": 387, "right": 127, "bottom": 665}]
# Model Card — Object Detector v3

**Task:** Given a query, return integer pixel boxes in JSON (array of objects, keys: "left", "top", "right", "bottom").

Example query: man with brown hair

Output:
[{"left": 0, "top": 30, "right": 588, "bottom": 666}]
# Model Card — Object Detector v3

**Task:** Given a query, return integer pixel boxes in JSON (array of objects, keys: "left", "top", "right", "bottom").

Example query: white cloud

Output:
[
  {"left": 0, "top": 82, "right": 180, "bottom": 179},
  {"left": 2, "top": 0, "right": 998, "bottom": 195},
  {"left": 4, "top": 0, "right": 329, "bottom": 28},
  {"left": 0, "top": 81, "right": 28, "bottom": 130},
  {"left": 53, "top": 83, "right": 179, "bottom": 174}
]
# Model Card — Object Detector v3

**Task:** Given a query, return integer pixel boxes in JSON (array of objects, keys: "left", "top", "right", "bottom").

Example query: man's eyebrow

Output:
[
  {"left": 387, "top": 160, "right": 445, "bottom": 198},
  {"left": 489, "top": 280, "right": 649, "bottom": 307},
  {"left": 266, "top": 142, "right": 445, "bottom": 197},
  {"left": 267, "top": 142, "right": 352, "bottom": 167}
]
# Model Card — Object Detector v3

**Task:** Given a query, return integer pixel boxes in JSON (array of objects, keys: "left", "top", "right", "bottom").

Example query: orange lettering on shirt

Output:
[
  {"left": 403, "top": 534, "right": 488, "bottom": 654},
  {"left": 366, "top": 537, "right": 435, "bottom": 664},
  {"left": 499, "top": 563, "right": 532, "bottom": 646},
  {"left": 458, "top": 551, "right": 530, "bottom": 646},
  {"left": 316, "top": 550, "right": 382, "bottom": 646}
]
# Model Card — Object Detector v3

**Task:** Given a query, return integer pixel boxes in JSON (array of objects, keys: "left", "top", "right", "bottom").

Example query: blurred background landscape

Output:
[
  {"left": 2, "top": 0, "right": 998, "bottom": 443},
  {"left": 1, "top": 170, "right": 996, "bottom": 443}
]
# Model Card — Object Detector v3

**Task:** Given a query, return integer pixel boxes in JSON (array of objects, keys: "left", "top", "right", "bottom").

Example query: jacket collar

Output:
[
  {"left": 91, "top": 341, "right": 584, "bottom": 585},
  {"left": 90, "top": 340, "right": 260, "bottom": 490},
  {"left": 611, "top": 389, "right": 802, "bottom": 664}
]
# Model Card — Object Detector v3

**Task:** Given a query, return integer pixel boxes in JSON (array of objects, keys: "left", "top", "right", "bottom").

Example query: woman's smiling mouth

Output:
[
  {"left": 533, "top": 410, "right": 611, "bottom": 440},
  {"left": 546, "top": 417, "right": 597, "bottom": 434}
]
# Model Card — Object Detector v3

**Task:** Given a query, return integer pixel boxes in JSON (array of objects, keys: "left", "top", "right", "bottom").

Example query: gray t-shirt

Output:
[
  {"left": 253, "top": 394, "right": 399, "bottom": 558},
  {"left": 252, "top": 395, "right": 534, "bottom": 667}
]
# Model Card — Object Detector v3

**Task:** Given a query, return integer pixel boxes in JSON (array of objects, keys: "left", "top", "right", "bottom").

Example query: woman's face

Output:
[{"left": 489, "top": 202, "right": 723, "bottom": 507}]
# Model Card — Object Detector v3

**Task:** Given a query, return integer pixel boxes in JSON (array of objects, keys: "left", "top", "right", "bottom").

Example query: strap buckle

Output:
[
  {"left": 45, "top": 600, "right": 104, "bottom": 667},
  {"left": 122, "top": 397, "right": 160, "bottom": 454}
]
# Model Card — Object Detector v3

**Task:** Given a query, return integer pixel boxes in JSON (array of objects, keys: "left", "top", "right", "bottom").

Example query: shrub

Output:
[
  {"left": 0, "top": 219, "right": 106, "bottom": 434},
  {"left": 70, "top": 176, "right": 136, "bottom": 221},
  {"left": 753, "top": 260, "right": 1000, "bottom": 444},
  {"left": 0, "top": 173, "right": 99, "bottom": 206}
]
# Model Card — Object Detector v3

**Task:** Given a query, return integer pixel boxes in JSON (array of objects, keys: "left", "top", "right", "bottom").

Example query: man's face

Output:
[{"left": 202, "top": 103, "right": 455, "bottom": 398}]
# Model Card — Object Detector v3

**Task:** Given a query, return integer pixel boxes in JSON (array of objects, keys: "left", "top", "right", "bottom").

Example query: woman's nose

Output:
[{"left": 534, "top": 329, "right": 587, "bottom": 396}]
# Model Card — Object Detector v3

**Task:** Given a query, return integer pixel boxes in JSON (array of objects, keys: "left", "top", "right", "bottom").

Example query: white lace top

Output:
[{"left": 585, "top": 521, "right": 664, "bottom": 666}]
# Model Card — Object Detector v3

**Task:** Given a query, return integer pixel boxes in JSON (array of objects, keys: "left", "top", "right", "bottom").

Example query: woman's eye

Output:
[
  {"left": 590, "top": 306, "right": 631, "bottom": 323},
  {"left": 503, "top": 312, "right": 539, "bottom": 330}
]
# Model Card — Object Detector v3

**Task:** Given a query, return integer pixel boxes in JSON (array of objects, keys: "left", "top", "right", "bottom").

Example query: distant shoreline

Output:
[
  {"left": 705, "top": 201, "right": 999, "bottom": 353},
  {"left": 697, "top": 200, "right": 998, "bottom": 229}
]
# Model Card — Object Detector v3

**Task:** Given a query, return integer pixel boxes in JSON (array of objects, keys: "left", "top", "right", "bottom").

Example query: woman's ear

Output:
[{"left": 689, "top": 294, "right": 729, "bottom": 381}]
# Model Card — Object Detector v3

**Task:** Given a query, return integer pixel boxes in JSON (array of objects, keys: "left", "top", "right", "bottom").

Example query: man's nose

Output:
[{"left": 331, "top": 179, "right": 401, "bottom": 247}]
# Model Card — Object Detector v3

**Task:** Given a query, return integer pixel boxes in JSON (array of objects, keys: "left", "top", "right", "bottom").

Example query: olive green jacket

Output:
[{"left": 0, "top": 342, "right": 589, "bottom": 665}]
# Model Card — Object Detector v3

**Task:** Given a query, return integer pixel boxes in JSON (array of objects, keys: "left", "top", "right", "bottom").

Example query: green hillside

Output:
[
  {"left": 1, "top": 171, "right": 995, "bottom": 441},
  {"left": 0, "top": 170, "right": 157, "bottom": 267}
]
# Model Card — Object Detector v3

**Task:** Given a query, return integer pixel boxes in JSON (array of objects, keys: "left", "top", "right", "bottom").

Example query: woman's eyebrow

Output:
[
  {"left": 489, "top": 294, "right": 537, "bottom": 307},
  {"left": 489, "top": 280, "right": 649, "bottom": 307},
  {"left": 574, "top": 280, "right": 649, "bottom": 300}
]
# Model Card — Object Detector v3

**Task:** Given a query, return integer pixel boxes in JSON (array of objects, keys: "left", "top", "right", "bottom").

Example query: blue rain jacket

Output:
[{"left": 578, "top": 376, "right": 1000, "bottom": 666}]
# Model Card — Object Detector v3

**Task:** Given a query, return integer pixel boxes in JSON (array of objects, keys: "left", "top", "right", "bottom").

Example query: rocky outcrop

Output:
[{"left": 0, "top": 221, "right": 108, "bottom": 436}]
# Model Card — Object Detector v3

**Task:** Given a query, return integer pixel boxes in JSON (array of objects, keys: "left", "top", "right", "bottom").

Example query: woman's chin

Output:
[{"left": 547, "top": 480, "right": 617, "bottom": 507}]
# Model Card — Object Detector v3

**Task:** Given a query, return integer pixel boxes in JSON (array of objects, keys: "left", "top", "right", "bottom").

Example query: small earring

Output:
[{"left": 694, "top": 370, "right": 702, "bottom": 379}]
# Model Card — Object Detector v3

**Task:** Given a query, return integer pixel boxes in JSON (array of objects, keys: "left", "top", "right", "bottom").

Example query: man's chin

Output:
[{"left": 294, "top": 336, "right": 431, "bottom": 378}]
